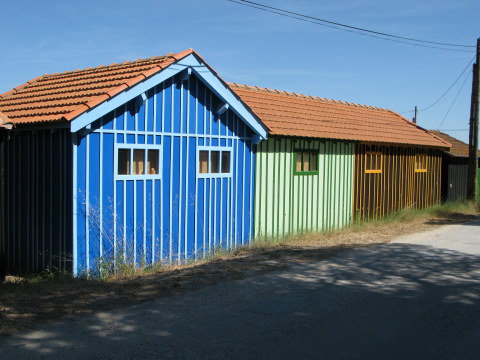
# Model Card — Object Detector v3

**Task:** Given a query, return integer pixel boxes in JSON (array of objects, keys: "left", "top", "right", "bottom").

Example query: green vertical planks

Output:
[{"left": 254, "top": 137, "right": 354, "bottom": 238}]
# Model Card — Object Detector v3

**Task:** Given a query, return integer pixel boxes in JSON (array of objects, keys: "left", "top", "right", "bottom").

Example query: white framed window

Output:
[
  {"left": 197, "top": 146, "right": 233, "bottom": 178},
  {"left": 115, "top": 144, "right": 162, "bottom": 179}
]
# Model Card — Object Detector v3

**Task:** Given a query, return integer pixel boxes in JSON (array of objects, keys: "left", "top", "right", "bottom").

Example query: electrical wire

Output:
[
  {"left": 227, "top": 0, "right": 475, "bottom": 51},
  {"left": 397, "top": 56, "right": 474, "bottom": 114},
  {"left": 438, "top": 129, "right": 469, "bottom": 131},
  {"left": 419, "top": 56, "right": 475, "bottom": 112},
  {"left": 437, "top": 71, "right": 471, "bottom": 130}
]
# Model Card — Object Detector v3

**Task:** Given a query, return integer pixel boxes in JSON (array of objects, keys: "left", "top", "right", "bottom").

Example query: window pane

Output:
[
  {"left": 147, "top": 150, "right": 159, "bottom": 175},
  {"left": 211, "top": 151, "right": 220, "bottom": 173},
  {"left": 367, "top": 154, "right": 372, "bottom": 170},
  {"left": 221, "top": 151, "right": 231, "bottom": 173},
  {"left": 199, "top": 151, "right": 209, "bottom": 174},
  {"left": 303, "top": 152, "right": 310, "bottom": 171},
  {"left": 296, "top": 152, "right": 302, "bottom": 172},
  {"left": 415, "top": 154, "right": 427, "bottom": 171},
  {"left": 365, "top": 152, "right": 382, "bottom": 172},
  {"left": 118, "top": 149, "right": 131, "bottom": 175},
  {"left": 311, "top": 152, "right": 318, "bottom": 171},
  {"left": 133, "top": 149, "right": 145, "bottom": 175}
]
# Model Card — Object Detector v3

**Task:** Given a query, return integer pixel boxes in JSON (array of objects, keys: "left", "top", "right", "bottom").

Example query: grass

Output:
[
  {"left": 243, "top": 200, "right": 479, "bottom": 250},
  {"left": 0, "top": 200, "right": 479, "bottom": 336}
]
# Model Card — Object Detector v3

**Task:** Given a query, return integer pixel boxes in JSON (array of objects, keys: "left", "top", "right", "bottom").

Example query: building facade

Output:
[
  {"left": 231, "top": 83, "right": 450, "bottom": 235},
  {"left": 0, "top": 50, "right": 267, "bottom": 275}
]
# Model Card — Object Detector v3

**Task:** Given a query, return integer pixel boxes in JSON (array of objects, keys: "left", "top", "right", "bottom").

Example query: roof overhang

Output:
[
  {"left": 0, "top": 111, "right": 13, "bottom": 130},
  {"left": 69, "top": 53, "right": 268, "bottom": 140}
]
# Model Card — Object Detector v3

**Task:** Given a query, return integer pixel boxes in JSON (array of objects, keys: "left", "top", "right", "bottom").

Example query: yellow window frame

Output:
[
  {"left": 365, "top": 151, "right": 383, "bottom": 174},
  {"left": 415, "top": 154, "right": 428, "bottom": 173}
]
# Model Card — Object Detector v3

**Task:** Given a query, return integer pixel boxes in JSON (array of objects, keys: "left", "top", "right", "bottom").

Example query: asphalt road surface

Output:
[{"left": 1, "top": 220, "right": 479, "bottom": 360}]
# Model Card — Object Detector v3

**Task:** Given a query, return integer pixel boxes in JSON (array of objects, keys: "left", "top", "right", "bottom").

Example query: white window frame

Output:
[
  {"left": 197, "top": 146, "right": 233, "bottom": 178},
  {"left": 114, "top": 143, "right": 162, "bottom": 180}
]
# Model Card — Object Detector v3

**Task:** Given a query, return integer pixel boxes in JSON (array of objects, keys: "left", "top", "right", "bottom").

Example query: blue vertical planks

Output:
[{"left": 73, "top": 74, "right": 255, "bottom": 275}]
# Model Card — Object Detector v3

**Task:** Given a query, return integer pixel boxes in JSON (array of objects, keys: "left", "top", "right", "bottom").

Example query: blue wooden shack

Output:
[{"left": 0, "top": 49, "right": 267, "bottom": 275}]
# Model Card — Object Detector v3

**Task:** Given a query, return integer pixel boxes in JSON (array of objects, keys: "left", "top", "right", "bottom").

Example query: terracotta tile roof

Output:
[
  {"left": 229, "top": 83, "right": 450, "bottom": 149},
  {"left": 0, "top": 49, "right": 195, "bottom": 126},
  {"left": 429, "top": 130, "right": 479, "bottom": 157}
]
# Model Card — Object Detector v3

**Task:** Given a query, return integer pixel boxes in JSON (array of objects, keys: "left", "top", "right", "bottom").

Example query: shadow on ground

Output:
[
  {"left": 424, "top": 213, "right": 480, "bottom": 225},
  {"left": 1, "top": 241, "right": 480, "bottom": 360}
]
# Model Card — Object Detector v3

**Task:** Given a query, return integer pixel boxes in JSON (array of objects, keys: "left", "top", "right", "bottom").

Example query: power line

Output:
[
  {"left": 419, "top": 57, "right": 475, "bottom": 112},
  {"left": 397, "top": 57, "right": 475, "bottom": 114},
  {"left": 438, "top": 129, "right": 469, "bottom": 131},
  {"left": 228, "top": 0, "right": 475, "bottom": 51},
  {"left": 437, "top": 70, "right": 471, "bottom": 129}
]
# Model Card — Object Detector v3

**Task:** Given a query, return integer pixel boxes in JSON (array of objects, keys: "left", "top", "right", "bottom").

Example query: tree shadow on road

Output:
[
  {"left": 424, "top": 213, "right": 480, "bottom": 225},
  {"left": 1, "top": 241, "right": 480, "bottom": 360}
]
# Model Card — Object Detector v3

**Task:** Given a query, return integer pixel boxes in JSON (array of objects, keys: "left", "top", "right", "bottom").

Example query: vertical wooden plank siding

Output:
[
  {"left": 74, "top": 74, "right": 255, "bottom": 275},
  {"left": 254, "top": 137, "right": 354, "bottom": 237},
  {"left": 3, "top": 129, "right": 73, "bottom": 273},
  {"left": 0, "top": 131, "right": 5, "bottom": 279},
  {"left": 441, "top": 155, "right": 469, "bottom": 202},
  {"left": 354, "top": 144, "right": 442, "bottom": 220}
]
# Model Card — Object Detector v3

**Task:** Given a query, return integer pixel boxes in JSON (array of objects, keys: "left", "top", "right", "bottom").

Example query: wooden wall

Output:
[
  {"left": 441, "top": 155, "right": 469, "bottom": 202},
  {"left": 3, "top": 129, "right": 73, "bottom": 273},
  {"left": 354, "top": 144, "right": 442, "bottom": 220},
  {"left": 0, "top": 131, "right": 5, "bottom": 280},
  {"left": 255, "top": 137, "right": 354, "bottom": 237},
  {"left": 74, "top": 74, "right": 255, "bottom": 275}
]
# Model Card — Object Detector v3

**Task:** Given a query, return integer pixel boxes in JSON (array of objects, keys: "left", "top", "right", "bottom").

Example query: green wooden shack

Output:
[{"left": 230, "top": 84, "right": 450, "bottom": 237}]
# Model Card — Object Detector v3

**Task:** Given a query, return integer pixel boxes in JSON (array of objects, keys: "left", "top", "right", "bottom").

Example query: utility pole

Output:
[
  {"left": 467, "top": 37, "right": 480, "bottom": 200},
  {"left": 413, "top": 106, "right": 418, "bottom": 124}
]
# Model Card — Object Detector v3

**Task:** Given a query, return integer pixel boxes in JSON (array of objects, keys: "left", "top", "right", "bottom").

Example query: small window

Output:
[
  {"left": 117, "top": 146, "right": 161, "bottom": 177},
  {"left": 365, "top": 152, "right": 382, "bottom": 174},
  {"left": 198, "top": 148, "right": 232, "bottom": 176},
  {"left": 415, "top": 154, "right": 427, "bottom": 173},
  {"left": 118, "top": 149, "right": 131, "bottom": 175},
  {"left": 295, "top": 151, "right": 318, "bottom": 174}
]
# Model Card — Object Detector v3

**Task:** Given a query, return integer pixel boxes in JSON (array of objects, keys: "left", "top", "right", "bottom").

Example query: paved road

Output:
[{"left": 1, "top": 221, "right": 479, "bottom": 360}]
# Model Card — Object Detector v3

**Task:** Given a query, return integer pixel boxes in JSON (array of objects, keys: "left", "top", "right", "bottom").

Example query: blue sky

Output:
[{"left": 1, "top": 0, "right": 478, "bottom": 142}]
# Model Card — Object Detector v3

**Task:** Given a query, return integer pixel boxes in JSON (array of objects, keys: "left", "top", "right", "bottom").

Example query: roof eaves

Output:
[
  {"left": 386, "top": 109, "right": 451, "bottom": 149},
  {"left": 0, "top": 110, "right": 11, "bottom": 124}
]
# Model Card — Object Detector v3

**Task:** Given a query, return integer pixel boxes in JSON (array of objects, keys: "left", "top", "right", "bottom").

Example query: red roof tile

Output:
[
  {"left": 429, "top": 130, "right": 479, "bottom": 157},
  {"left": 229, "top": 83, "right": 450, "bottom": 149},
  {"left": 0, "top": 49, "right": 195, "bottom": 125}
]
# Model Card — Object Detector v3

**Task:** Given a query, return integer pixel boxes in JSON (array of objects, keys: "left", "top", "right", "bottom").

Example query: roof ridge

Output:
[
  {"left": 0, "top": 75, "right": 47, "bottom": 99},
  {"left": 43, "top": 49, "right": 194, "bottom": 80},
  {"left": 44, "top": 54, "right": 175, "bottom": 79},
  {"left": 0, "top": 49, "right": 195, "bottom": 101},
  {"left": 228, "top": 82, "right": 391, "bottom": 112}
]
